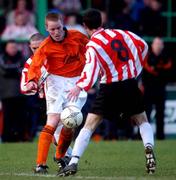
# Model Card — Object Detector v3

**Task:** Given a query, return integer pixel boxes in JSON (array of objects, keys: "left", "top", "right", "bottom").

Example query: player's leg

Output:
[
  {"left": 55, "top": 83, "right": 88, "bottom": 170},
  {"left": 55, "top": 126, "right": 74, "bottom": 160},
  {"left": 53, "top": 123, "right": 73, "bottom": 170},
  {"left": 131, "top": 112, "right": 156, "bottom": 174},
  {"left": 70, "top": 113, "right": 102, "bottom": 163},
  {"left": 54, "top": 126, "right": 74, "bottom": 169},
  {"left": 131, "top": 112, "right": 154, "bottom": 148},
  {"left": 37, "top": 75, "right": 70, "bottom": 171},
  {"left": 58, "top": 81, "right": 106, "bottom": 176},
  {"left": 58, "top": 113, "right": 102, "bottom": 176},
  {"left": 53, "top": 123, "right": 73, "bottom": 155},
  {"left": 124, "top": 79, "right": 156, "bottom": 174},
  {"left": 34, "top": 113, "right": 59, "bottom": 173}
]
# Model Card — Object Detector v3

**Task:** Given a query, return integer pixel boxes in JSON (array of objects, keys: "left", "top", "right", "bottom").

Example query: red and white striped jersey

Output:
[
  {"left": 20, "top": 56, "right": 47, "bottom": 97},
  {"left": 76, "top": 28, "right": 148, "bottom": 91}
]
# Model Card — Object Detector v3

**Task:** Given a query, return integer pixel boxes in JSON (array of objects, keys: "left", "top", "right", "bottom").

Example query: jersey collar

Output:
[{"left": 91, "top": 28, "right": 104, "bottom": 38}]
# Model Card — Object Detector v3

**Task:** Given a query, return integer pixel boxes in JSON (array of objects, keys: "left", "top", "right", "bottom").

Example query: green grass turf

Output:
[{"left": 0, "top": 140, "right": 176, "bottom": 180}]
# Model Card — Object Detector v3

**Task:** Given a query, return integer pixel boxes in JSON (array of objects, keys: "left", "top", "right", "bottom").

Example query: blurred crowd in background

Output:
[{"left": 0, "top": 0, "right": 176, "bottom": 142}]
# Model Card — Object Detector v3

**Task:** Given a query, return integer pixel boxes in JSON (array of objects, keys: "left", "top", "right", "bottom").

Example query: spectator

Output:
[
  {"left": 1, "top": 12, "right": 38, "bottom": 40},
  {"left": 113, "top": 0, "right": 139, "bottom": 33},
  {"left": 0, "top": 40, "right": 26, "bottom": 142},
  {"left": 142, "top": 37, "right": 172, "bottom": 140},
  {"left": 7, "top": 0, "right": 35, "bottom": 25},
  {"left": 128, "top": 0, "right": 145, "bottom": 23},
  {"left": 65, "top": 12, "right": 87, "bottom": 36},
  {"left": 52, "top": 0, "right": 82, "bottom": 13},
  {"left": 139, "top": 0, "right": 163, "bottom": 36},
  {"left": 1, "top": 12, "right": 38, "bottom": 58}
]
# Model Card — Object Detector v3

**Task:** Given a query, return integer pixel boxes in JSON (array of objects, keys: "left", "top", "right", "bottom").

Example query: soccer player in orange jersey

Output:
[
  {"left": 20, "top": 32, "right": 72, "bottom": 159},
  {"left": 26, "top": 13, "right": 88, "bottom": 173}
]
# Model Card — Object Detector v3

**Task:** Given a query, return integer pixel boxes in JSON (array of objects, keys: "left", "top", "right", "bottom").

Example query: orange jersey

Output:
[{"left": 28, "top": 29, "right": 88, "bottom": 82}]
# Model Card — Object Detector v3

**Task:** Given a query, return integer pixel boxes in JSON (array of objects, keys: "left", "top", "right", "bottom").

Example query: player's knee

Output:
[
  {"left": 47, "top": 113, "right": 60, "bottom": 127},
  {"left": 130, "top": 111, "right": 148, "bottom": 126},
  {"left": 84, "top": 113, "right": 102, "bottom": 131}
]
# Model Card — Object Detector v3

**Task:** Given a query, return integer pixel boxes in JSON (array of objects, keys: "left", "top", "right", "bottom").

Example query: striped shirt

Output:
[
  {"left": 20, "top": 56, "right": 47, "bottom": 97},
  {"left": 76, "top": 28, "right": 148, "bottom": 91}
]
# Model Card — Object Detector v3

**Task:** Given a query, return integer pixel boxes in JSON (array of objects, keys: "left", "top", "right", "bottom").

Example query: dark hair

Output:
[
  {"left": 5, "top": 39, "right": 17, "bottom": 46},
  {"left": 83, "top": 8, "right": 102, "bottom": 30}
]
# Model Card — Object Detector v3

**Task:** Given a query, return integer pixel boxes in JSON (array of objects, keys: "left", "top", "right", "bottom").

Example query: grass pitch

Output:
[{"left": 0, "top": 140, "right": 176, "bottom": 180}]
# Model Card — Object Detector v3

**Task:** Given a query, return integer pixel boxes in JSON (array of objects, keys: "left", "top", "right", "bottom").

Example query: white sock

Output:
[
  {"left": 69, "top": 128, "right": 93, "bottom": 165},
  {"left": 139, "top": 122, "right": 154, "bottom": 148},
  {"left": 65, "top": 146, "right": 72, "bottom": 157}
]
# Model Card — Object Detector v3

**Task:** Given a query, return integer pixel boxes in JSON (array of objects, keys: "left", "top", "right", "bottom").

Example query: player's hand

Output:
[
  {"left": 67, "top": 86, "right": 82, "bottom": 102},
  {"left": 26, "top": 81, "right": 38, "bottom": 94}
]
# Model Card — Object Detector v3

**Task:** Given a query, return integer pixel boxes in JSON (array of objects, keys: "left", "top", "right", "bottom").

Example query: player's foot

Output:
[
  {"left": 57, "top": 163, "right": 78, "bottom": 176},
  {"left": 34, "top": 164, "right": 49, "bottom": 174},
  {"left": 145, "top": 146, "right": 156, "bottom": 174},
  {"left": 54, "top": 156, "right": 71, "bottom": 171}
]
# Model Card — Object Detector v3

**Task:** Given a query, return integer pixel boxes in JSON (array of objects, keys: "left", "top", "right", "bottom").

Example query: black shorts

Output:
[{"left": 89, "top": 78, "right": 145, "bottom": 120}]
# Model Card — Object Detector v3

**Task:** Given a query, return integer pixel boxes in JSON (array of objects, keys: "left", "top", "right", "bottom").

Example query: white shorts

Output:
[{"left": 45, "top": 74, "right": 87, "bottom": 114}]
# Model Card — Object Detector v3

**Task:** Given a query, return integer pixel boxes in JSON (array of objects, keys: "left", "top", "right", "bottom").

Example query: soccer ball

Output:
[{"left": 60, "top": 106, "right": 83, "bottom": 128}]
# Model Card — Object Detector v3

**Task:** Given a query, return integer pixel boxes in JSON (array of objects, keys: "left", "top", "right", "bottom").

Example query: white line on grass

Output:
[{"left": 0, "top": 173, "right": 137, "bottom": 180}]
